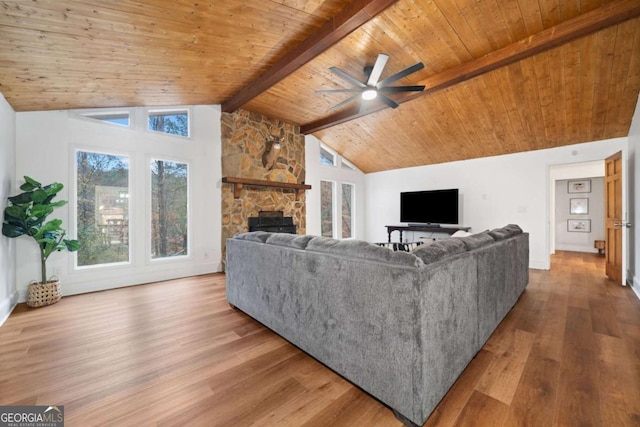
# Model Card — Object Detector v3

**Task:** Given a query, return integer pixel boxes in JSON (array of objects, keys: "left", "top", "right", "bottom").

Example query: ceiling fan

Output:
[{"left": 316, "top": 53, "right": 425, "bottom": 111}]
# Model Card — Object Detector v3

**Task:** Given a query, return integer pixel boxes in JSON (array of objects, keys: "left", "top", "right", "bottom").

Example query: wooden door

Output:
[{"left": 605, "top": 151, "right": 623, "bottom": 283}]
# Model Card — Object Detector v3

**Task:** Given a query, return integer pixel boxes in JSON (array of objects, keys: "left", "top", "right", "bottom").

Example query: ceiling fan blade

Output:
[
  {"left": 366, "top": 53, "right": 389, "bottom": 87},
  {"left": 378, "top": 93, "right": 399, "bottom": 109},
  {"left": 316, "top": 88, "right": 364, "bottom": 94},
  {"left": 377, "top": 62, "right": 425, "bottom": 88},
  {"left": 378, "top": 85, "right": 425, "bottom": 93},
  {"left": 330, "top": 66, "right": 367, "bottom": 88},
  {"left": 330, "top": 94, "right": 360, "bottom": 111}
]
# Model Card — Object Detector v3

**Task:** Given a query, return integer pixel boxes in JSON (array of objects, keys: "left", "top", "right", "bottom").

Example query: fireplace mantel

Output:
[{"left": 222, "top": 176, "right": 312, "bottom": 201}]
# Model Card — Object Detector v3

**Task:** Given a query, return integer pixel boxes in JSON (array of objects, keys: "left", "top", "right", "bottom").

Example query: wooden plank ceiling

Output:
[{"left": 1, "top": 0, "right": 639, "bottom": 173}]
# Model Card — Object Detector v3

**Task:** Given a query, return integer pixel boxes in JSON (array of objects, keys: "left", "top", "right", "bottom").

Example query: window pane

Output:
[
  {"left": 341, "top": 183, "right": 354, "bottom": 238},
  {"left": 82, "top": 112, "right": 129, "bottom": 126},
  {"left": 151, "top": 160, "right": 188, "bottom": 259},
  {"left": 341, "top": 159, "right": 356, "bottom": 170},
  {"left": 321, "top": 180, "right": 334, "bottom": 237},
  {"left": 148, "top": 111, "right": 189, "bottom": 137},
  {"left": 320, "top": 147, "right": 335, "bottom": 166},
  {"left": 76, "top": 151, "right": 130, "bottom": 266}
]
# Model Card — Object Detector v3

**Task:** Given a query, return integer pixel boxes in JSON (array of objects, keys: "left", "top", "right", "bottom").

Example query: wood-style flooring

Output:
[{"left": 0, "top": 251, "right": 639, "bottom": 426}]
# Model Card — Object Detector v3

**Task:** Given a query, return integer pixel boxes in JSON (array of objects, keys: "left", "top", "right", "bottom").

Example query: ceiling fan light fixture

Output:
[{"left": 362, "top": 89, "right": 377, "bottom": 100}]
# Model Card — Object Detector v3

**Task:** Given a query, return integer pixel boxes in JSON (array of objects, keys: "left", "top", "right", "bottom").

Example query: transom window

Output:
[
  {"left": 320, "top": 146, "right": 336, "bottom": 166},
  {"left": 148, "top": 109, "right": 189, "bottom": 137},
  {"left": 80, "top": 112, "right": 130, "bottom": 127},
  {"left": 341, "top": 158, "right": 356, "bottom": 171}
]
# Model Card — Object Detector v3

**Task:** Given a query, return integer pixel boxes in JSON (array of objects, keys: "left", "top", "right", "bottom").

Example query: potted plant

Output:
[{"left": 2, "top": 176, "right": 80, "bottom": 307}]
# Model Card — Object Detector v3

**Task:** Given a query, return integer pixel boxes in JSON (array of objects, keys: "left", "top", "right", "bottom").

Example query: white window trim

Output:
[
  {"left": 145, "top": 107, "right": 192, "bottom": 139},
  {"left": 71, "top": 108, "right": 134, "bottom": 129},
  {"left": 340, "top": 157, "right": 357, "bottom": 171},
  {"left": 320, "top": 143, "right": 337, "bottom": 167}
]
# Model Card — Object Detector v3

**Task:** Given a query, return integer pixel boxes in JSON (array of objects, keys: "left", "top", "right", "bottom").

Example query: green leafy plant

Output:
[{"left": 2, "top": 176, "right": 80, "bottom": 283}]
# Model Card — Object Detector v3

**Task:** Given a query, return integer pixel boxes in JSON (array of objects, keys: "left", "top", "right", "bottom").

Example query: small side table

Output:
[{"left": 594, "top": 240, "right": 605, "bottom": 256}]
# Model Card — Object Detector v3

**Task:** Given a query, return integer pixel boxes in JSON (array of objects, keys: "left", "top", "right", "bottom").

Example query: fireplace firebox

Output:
[{"left": 248, "top": 211, "right": 296, "bottom": 234}]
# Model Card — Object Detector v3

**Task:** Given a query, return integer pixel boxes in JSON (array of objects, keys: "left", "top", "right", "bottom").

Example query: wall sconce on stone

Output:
[{"left": 262, "top": 129, "right": 284, "bottom": 170}]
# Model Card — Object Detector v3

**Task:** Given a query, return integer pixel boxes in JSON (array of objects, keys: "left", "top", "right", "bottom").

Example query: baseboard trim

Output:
[
  {"left": 529, "top": 258, "right": 549, "bottom": 270},
  {"left": 554, "top": 245, "right": 599, "bottom": 254},
  {"left": 0, "top": 290, "right": 19, "bottom": 327},
  {"left": 632, "top": 276, "right": 640, "bottom": 301}
]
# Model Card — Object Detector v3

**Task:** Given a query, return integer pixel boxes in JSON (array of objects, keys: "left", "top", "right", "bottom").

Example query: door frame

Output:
[{"left": 546, "top": 155, "right": 628, "bottom": 285}]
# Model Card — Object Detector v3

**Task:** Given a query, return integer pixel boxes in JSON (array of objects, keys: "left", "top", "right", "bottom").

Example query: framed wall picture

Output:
[
  {"left": 567, "top": 219, "right": 591, "bottom": 232},
  {"left": 570, "top": 198, "right": 589, "bottom": 214},
  {"left": 568, "top": 179, "right": 591, "bottom": 193}
]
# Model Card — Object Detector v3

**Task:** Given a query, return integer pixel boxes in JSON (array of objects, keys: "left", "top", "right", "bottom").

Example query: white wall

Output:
[
  {"left": 0, "top": 93, "right": 17, "bottom": 325},
  {"left": 365, "top": 138, "right": 627, "bottom": 270},
  {"left": 554, "top": 177, "right": 605, "bottom": 253},
  {"left": 14, "top": 106, "right": 222, "bottom": 301},
  {"left": 628, "top": 94, "right": 640, "bottom": 297},
  {"left": 305, "top": 135, "right": 366, "bottom": 239}
]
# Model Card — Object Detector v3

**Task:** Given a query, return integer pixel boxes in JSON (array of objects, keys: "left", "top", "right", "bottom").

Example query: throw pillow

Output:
[
  {"left": 375, "top": 241, "right": 424, "bottom": 252},
  {"left": 413, "top": 238, "right": 466, "bottom": 264}
]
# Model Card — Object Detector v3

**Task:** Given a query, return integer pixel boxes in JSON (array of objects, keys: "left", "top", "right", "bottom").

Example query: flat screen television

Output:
[{"left": 400, "top": 189, "right": 459, "bottom": 225}]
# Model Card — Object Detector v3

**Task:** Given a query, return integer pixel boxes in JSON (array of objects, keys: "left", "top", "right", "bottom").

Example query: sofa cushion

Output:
[
  {"left": 412, "top": 238, "right": 467, "bottom": 264},
  {"left": 233, "top": 231, "right": 271, "bottom": 243},
  {"left": 307, "top": 237, "right": 424, "bottom": 268},
  {"left": 454, "top": 232, "right": 495, "bottom": 250},
  {"left": 503, "top": 224, "right": 523, "bottom": 236},
  {"left": 488, "top": 228, "right": 511, "bottom": 241},
  {"left": 266, "top": 233, "right": 314, "bottom": 250}
]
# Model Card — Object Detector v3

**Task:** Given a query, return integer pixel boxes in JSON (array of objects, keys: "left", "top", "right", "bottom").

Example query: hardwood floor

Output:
[{"left": 1, "top": 251, "right": 639, "bottom": 426}]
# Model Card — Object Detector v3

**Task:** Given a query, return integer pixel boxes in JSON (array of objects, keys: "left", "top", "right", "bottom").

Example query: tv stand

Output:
[{"left": 385, "top": 225, "right": 471, "bottom": 243}]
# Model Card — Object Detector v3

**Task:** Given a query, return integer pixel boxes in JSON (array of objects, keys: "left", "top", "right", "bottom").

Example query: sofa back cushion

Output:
[
  {"left": 413, "top": 238, "right": 467, "bottom": 264},
  {"left": 454, "top": 231, "right": 495, "bottom": 250},
  {"left": 307, "top": 236, "right": 424, "bottom": 268},
  {"left": 488, "top": 228, "right": 511, "bottom": 241},
  {"left": 265, "top": 233, "right": 314, "bottom": 250},
  {"left": 503, "top": 224, "right": 523, "bottom": 236},
  {"left": 233, "top": 231, "right": 272, "bottom": 243}
]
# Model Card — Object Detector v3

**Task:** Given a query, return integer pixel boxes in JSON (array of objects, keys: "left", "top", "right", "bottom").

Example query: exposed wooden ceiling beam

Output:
[
  {"left": 301, "top": 0, "right": 640, "bottom": 134},
  {"left": 221, "top": 0, "right": 400, "bottom": 113}
]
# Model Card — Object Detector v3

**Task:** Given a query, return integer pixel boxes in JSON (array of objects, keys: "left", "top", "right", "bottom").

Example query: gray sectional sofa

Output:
[{"left": 225, "top": 225, "right": 529, "bottom": 426}]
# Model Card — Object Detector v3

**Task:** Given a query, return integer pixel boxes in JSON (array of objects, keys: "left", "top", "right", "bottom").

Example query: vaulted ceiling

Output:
[{"left": 1, "top": 0, "right": 639, "bottom": 173}]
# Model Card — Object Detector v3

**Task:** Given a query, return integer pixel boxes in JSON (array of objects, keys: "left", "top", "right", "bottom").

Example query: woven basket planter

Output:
[{"left": 26, "top": 280, "right": 61, "bottom": 308}]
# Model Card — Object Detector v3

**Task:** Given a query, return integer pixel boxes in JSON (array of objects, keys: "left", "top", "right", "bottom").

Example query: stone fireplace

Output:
[{"left": 221, "top": 109, "right": 306, "bottom": 261}]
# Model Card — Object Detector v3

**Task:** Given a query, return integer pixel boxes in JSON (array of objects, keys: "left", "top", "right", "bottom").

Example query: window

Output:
[
  {"left": 151, "top": 160, "right": 189, "bottom": 259},
  {"left": 76, "top": 151, "right": 130, "bottom": 266},
  {"left": 320, "top": 146, "right": 336, "bottom": 166},
  {"left": 341, "top": 158, "right": 356, "bottom": 171},
  {"left": 80, "top": 112, "right": 130, "bottom": 127},
  {"left": 148, "top": 109, "right": 189, "bottom": 137},
  {"left": 320, "top": 180, "right": 335, "bottom": 237},
  {"left": 341, "top": 183, "right": 354, "bottom": 238}
]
